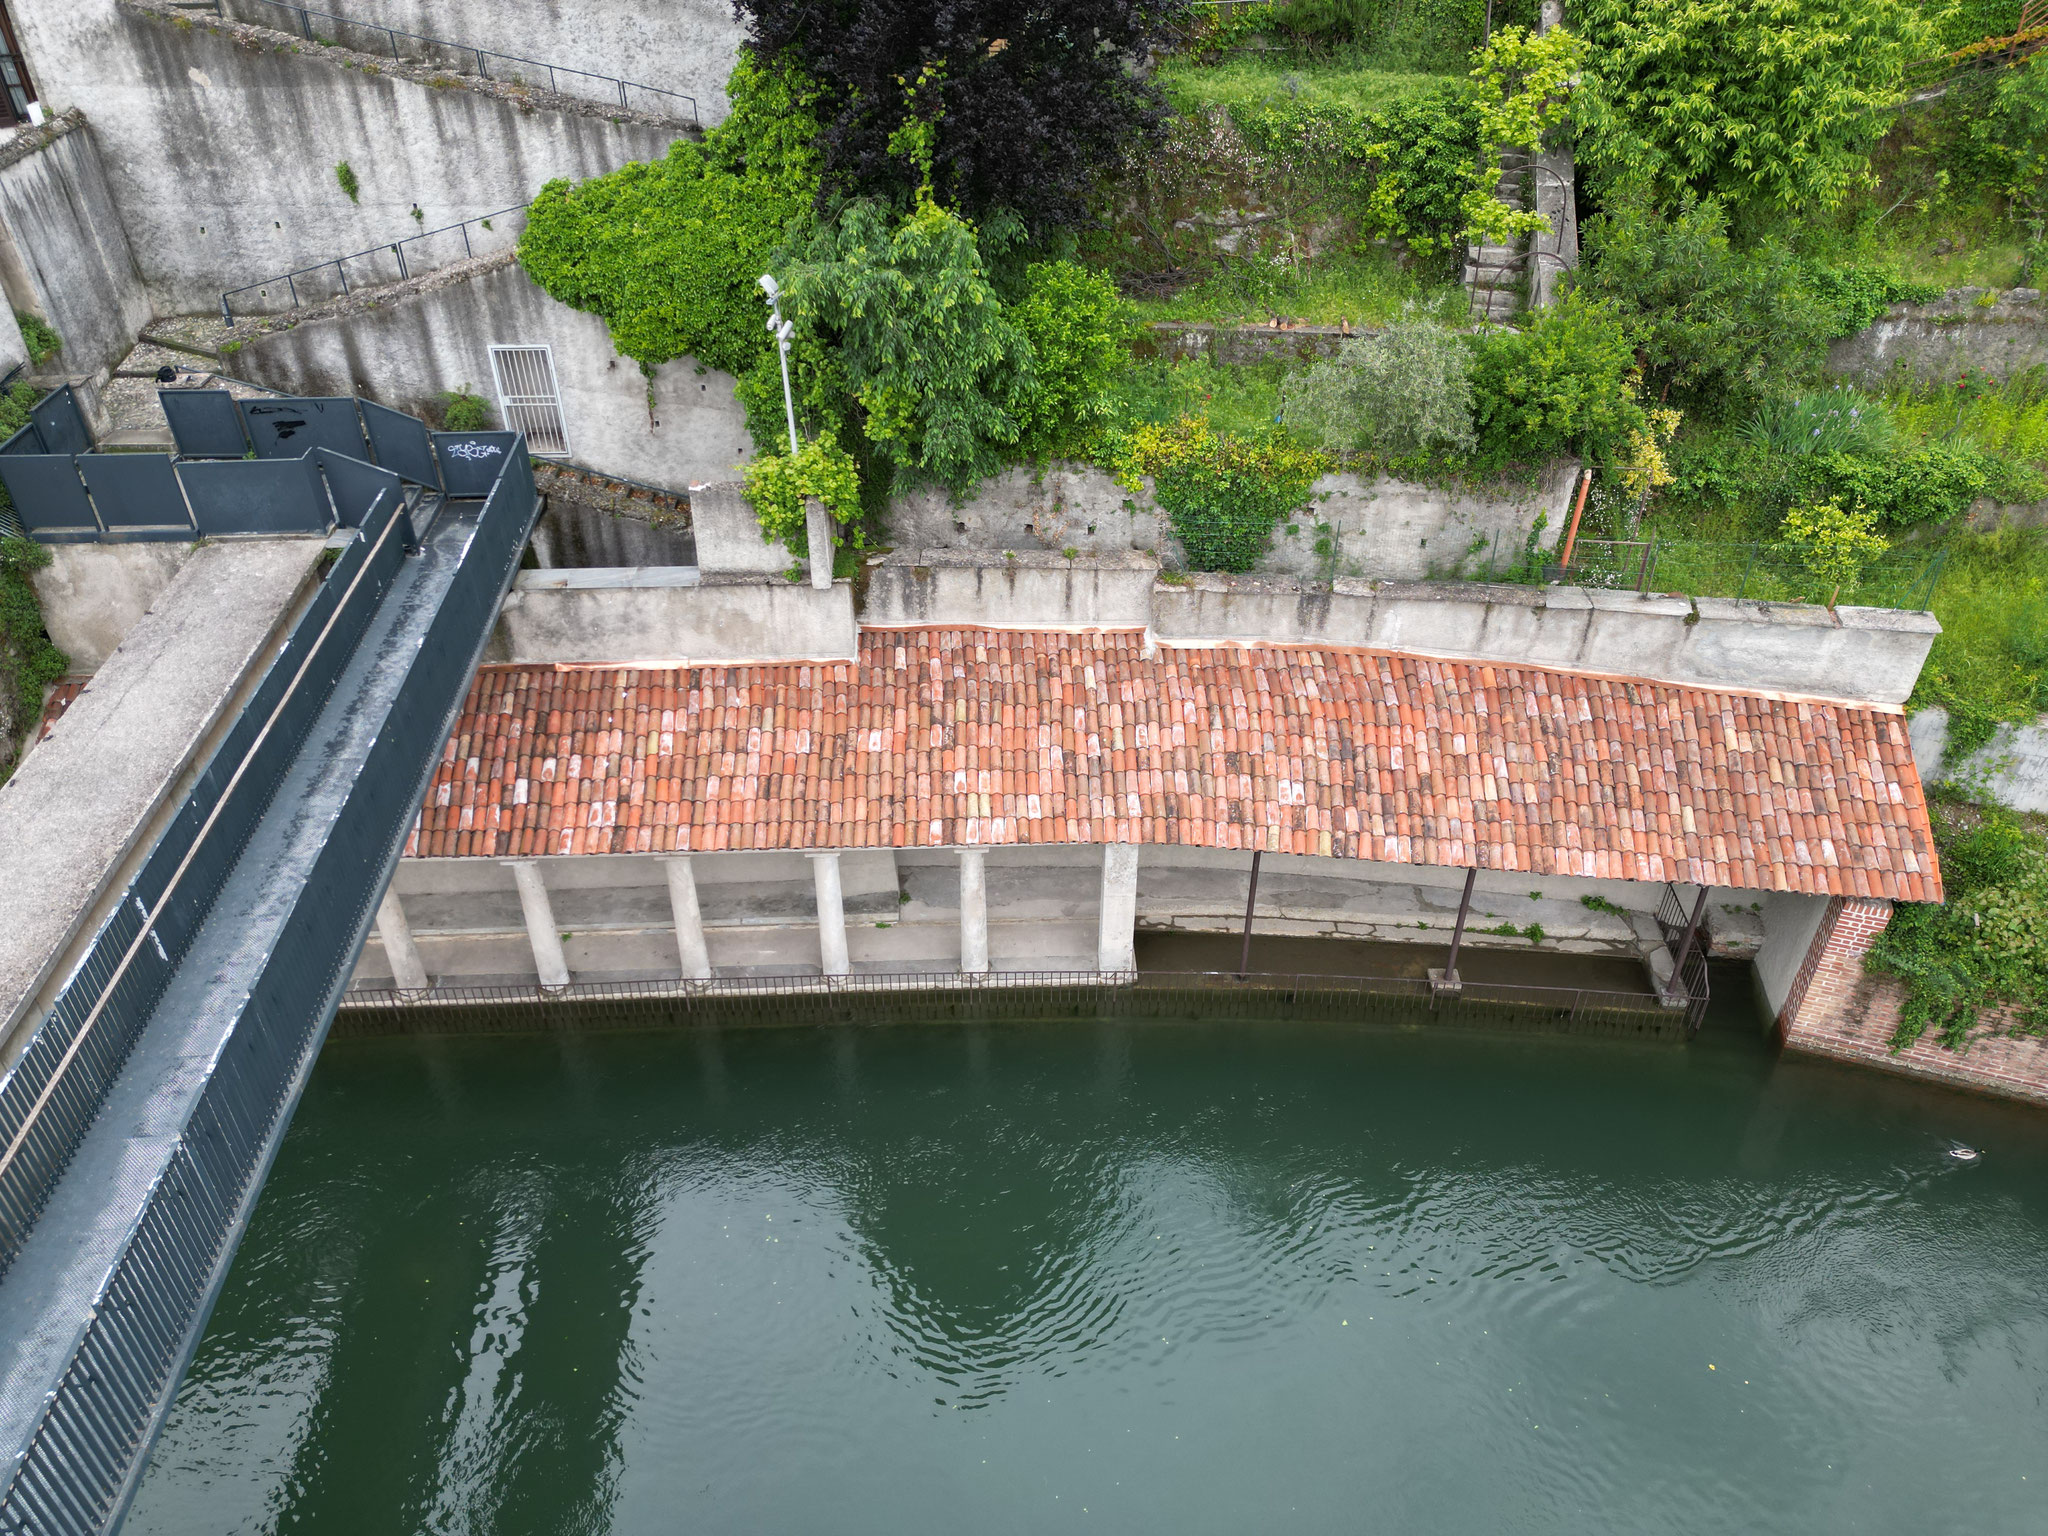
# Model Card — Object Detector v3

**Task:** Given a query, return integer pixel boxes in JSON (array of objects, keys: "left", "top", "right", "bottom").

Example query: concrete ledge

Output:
[
  {"left": 0, "top": 537, "right": 325, "bottom": 1052},
  {"left": 30, "top": 542, "right": 198, "bottom": 670},
  {"left": 492, "top": 571, "right": 856, "bottom": 664},
  {"left": 862, "top": 549, "right": 1159, "bottom": 630}
]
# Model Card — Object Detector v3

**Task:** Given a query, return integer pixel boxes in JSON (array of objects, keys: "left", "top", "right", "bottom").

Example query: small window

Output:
[{"left": 488, "top": 344, "right": 570, "bottom": 456}]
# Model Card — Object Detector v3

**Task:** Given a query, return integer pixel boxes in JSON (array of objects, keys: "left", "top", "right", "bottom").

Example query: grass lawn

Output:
[
  {"left": 1158, "top": 50, "right": 1457, "bottom": 118},
  {"left": 1125, "top": 245, "right": 1467, "bottom": 328}
]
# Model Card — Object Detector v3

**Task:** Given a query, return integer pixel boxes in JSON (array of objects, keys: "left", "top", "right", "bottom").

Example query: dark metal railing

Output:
[
  {"left": 225, "top": 0, "right": 698, "bottom": 122},
  {"left": 334, "top": 966, "right": 1699, "bottom": 1040},
  {"left": 220, "top": 204, "right": 527, "bottom": 323}
]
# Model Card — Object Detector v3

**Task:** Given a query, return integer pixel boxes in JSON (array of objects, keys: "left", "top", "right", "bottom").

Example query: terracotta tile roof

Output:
[
  {"left": 407, "top": 629, "right": 1942, "bottom": 901},
  {"left": 36, "top": 680, "right": 86, "bottom": 740}
]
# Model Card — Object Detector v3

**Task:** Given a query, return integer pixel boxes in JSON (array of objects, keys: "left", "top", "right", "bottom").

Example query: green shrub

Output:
[
  {"left": 1798, "top": 444, "right": 1993, "bottom": 527},
  {"left": 741, "top": 431, "right": 862, "bottom": 559},
  {"left": 1011, "top": 260, "right": 1139, "bottom": 459},
  {"left": 518, "top": 55, "right": 822, "bottom": 380},
  {"left": 438, "top": 385, "right": 493, "bottom": 432},
  {"left": 13, "top": 312, "right": 59, "bottom": 367},
  {"left": 335, "top": 160, "right": 360, "bottom": 203},
  {"left": 1799, "top": 265, "right": 1944, "bottom": 336},
  {"left": 1470, "top": 293, "right": 1643, "bottom": 466},
  {"left": 1281, "top": 322, "right": 1475, "bottom": 456},
  {"left": 1574, "top": 0, "right": 1942, "bottom": 213},
  {"left": 779, "top": 197, "right": 1032, "bottom": 491},
  {"left": 1867, "top": 804, "right": 2048, "bottom": 1050},
  {"left": 1118, "top": 416, "right": 1329, "bottom": 572},
  {"left": 1740, "top": 388, "right": 1897, "bottom": 457},
  {"left": 1910, "top": 527, "right": 2048, "bottom": 757},
  {"left": 1775, "top": 497, "right": 1889, "bottom": 605},
  {"left": 0, "top": 535, "right": 67, "bottom": 783}
]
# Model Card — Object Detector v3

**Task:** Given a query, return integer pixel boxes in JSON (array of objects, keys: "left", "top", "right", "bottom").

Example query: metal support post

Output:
[
  {"left": 1664, "top": 886, "right": 1710, "bottom": 1001},
  {"left": 1239, "top": 849, "right": 1261, "bottom": 977},
  {"left": 1433, "top": 867, "right": 1477, "bottom": 997}
]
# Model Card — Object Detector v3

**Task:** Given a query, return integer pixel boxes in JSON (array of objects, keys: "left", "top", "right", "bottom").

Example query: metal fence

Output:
[
  {"left": 1539, "top": 537, "right": 1946, "bottom": 611},
  {"left": 220, "top": 0, "right": 697, "bottom": 121},
  {"left": 334, "top": 967, "right": 1702, "bottom": 1042},
  {"left": 0, "top": 438, "right": 539, "bottom": 1536},
  {"left": 220, "top": 205, "right": 527, "bottom": 323}
]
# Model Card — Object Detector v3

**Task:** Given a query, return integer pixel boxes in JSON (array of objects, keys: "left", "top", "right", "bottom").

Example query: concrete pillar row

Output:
[
  {"left": 809, "top": 851, "right": 850, "bottom": 977},
  {"left": 663, "top": 855, "right": 712, "bottom": 980},
  {"left": 958, "top": 848, "right": 989, "bottom": 975},
  {"left": 1097, "top": 843, "right": 1140, "bottom": 973},
  {"left": 373, "top": 886, "right": 429, "bottom": 991},
  {"left": 504, "top": 859, "right": 570, "bottom": 987}
]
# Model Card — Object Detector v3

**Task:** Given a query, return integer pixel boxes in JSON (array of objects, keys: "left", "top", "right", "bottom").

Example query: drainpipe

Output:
[
  {"left": 1434, "top": 867, "right": 1477, "bottom": 997},
  {"left": 1239, "top": 850, "right": 1261, "bottom": 977}
]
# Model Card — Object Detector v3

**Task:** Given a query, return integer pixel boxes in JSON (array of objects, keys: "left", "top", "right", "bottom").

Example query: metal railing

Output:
[
  {"left": 1541, "top": 537, "right": 1946, "bottom": 611},
  {"left": 220, "top": 204, "right": 526, "bottom": 323},
  {"left": 222, "top": 0, "right": 698, "bottom": 122},
  {"left": 334, "top": 966, "right": 1702, "bottom": 1040}
]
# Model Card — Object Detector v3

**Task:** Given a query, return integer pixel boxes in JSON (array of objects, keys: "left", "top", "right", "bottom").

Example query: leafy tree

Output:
[
  {"left": 519, "top": 56, "right": 822, "bottom": 376},
  {"left": 1776, "top": 496, "right": 1889, "bottom": 605},
  {"left": 1574, "top": 0, "right": 1945, "bottom": 213},
  {"left": 733, "top": 0, "right": 1194, "bottom": 231},
  {"left": 1011, "top": 260, "right": 1139, "bottom": 459},
  {"left": 779, "top": 197, "right": 1034, "bottom": 491},
  {"left": 1575, "top": 195, "right": 1836, "bottom": 404},
  {"left": 1282, "top": 323, "right": 1476, "bottom": 456},
  {"left": 1469, "top": 294, "right": 1644, "bottom": 466}
]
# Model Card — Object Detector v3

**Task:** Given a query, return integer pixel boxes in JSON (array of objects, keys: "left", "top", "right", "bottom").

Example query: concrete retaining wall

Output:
[
  {"left": 1907, "top": 704, "right": 2048, "bottom": 813},
  {"left": 1827, "top": 287, "right": 2048, "bottom": 386},
  {"left": 29, "top": 541, "right": 198, "bottom": 670},
  {"left": 233, "top": 255, "right": 752, "bottom": 491},
  {"left": 1150, "top": 576, "right": 1939, "bottom": 709},
  {"left": 14, "top": 0, "right": 685, "bottom": 314},
  {"left": 217, "top": 0, "right": 745, "bottom": 125},
  {"left": 0, "top": 113, "right": 151, "bottom": 379},
  {"left": 491, "top": 571, "right": 857, "bottom": 664},
  {"left": 862, "top": 550, "right": 1159, "bottom": 631},
  {"left": 884, "top": 459, "right": 1575, "bottom": 584}
]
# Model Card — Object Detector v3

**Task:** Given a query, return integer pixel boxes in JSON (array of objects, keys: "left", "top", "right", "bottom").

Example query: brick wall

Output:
[{"left": 1777, "top": 895, "right": 2048, "bottom": 1108}]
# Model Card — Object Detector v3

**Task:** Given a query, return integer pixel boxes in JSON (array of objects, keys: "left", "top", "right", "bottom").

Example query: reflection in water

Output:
[{"left": 130, "top": 1020, "right": 2048, "bottom": 1536}]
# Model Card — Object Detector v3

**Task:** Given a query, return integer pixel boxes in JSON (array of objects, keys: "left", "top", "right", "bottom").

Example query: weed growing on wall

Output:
[
  {"left": 742, "top": 432, "right": 861, "bottom": 558},
  {"left": 12, "top": 312, "right": 59, "bottom": 367},
  {"left": 1115, "top": 416, "right": 1329, "bottom": 571},
  {"left": 519, "top": 56, "right": 824, "bottom": 378},
  {"left": 335, "top": 161, "right": 360, "bottom": 203},
  {"left": 438, "top": 386, "right": 493, "bottom": 431}
]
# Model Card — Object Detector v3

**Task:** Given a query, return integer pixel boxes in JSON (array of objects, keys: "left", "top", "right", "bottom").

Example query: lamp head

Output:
[{"left": 757, "top": 273, "right": 780, "bottom": 304}]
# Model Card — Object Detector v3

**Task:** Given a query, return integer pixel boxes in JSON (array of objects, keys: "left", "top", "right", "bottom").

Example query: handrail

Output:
[
  {"left": 229, "top": 0, "right": 698, "bottom": 123},
  {"left": 221, "top": 204, "right": 526, "bottom": 323}
]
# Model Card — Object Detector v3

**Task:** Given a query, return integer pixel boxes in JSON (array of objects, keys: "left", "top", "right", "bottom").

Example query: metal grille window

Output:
[{"left": 488, "top": 344, "right": 569, "bottom": 456}]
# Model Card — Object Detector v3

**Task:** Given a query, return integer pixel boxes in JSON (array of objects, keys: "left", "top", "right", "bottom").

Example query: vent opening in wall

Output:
[{"left": 488, "top": 344, "right": 570, "bottom": 456}]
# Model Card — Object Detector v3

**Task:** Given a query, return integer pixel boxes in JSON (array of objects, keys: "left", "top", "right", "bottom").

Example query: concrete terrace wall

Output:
[
  {"left": 12, "top": 0, "right": 686, "bottom": 315},
  {"left": 491, "top": 572, "right": 857, "bottom": 665},
  {"left": 885, "top": 459, "right": 1577, "bottom": 583},
  {"left": 1908, "top": 704, "right": 2048, "bottom": 814},
  {"left": 30, "top": 541, "right": 196, "bottom": 670},
  {"left": 1827, "top": 287, "right": 2048, "bottom": 386},
  {"left": 0, "top": 113, "right": 151, "bottom": 378},
  {"left": 232, "top": 253, "right": 752, "bottom": 490},
  {"left": 218, "top": 0, "right": 746, "bottom": 125}
]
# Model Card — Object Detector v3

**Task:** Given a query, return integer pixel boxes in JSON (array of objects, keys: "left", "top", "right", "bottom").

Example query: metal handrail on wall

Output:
[
  {"left": 220, "top": 204, "right": 527, "bottom": 323},
  {"left": 227, "top": 0, "right": 698, "bottom": 122}
]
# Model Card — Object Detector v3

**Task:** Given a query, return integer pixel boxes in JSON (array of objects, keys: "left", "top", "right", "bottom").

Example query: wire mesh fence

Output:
[{"left": 1541, "top": 538, "right": 1945, "bottom": 610}]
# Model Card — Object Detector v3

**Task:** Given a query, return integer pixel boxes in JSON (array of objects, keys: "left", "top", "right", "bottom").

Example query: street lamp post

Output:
[{"left": 758, "top": 273, "right": 800, "bottom": 456}]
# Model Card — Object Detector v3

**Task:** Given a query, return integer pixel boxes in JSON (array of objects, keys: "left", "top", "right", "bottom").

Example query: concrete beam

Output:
[
  {"left": 373, "top": 887, "right": 429, "bottom": 991},
  {"left": 663, "top": 855, "right": 712, "bottom": 980},
  {"left": 809, "top": 852, "right": 850, "bottom": 977},
  {"left": 1098, "top": 843, "right": 1140, "bottom": 973},
  {"left": 958, "top": 848, "right": 989, "bottom": 975},
  {"left": 505, "top": 860, "right": 570, "bottom": 986}
]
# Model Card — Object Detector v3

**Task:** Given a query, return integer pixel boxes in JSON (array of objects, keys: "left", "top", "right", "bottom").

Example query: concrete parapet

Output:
[
  {"left": 861, "top": 549, "right": 1159, "bottom": 631},
  {"left": 689, "top": 480, "right": 784, "bottom": 576},
  {"left": 492, "top": 568, "right": 856, "bottom": 664}
]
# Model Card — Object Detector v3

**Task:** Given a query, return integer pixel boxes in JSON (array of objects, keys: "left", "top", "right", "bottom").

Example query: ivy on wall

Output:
[{"left": 519, "top": 56, "right": 824, "bottom": 379}]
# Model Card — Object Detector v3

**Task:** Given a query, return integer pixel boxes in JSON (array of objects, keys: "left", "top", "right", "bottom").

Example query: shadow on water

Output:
[
  {"left": 127, "top": 999, "right": 2048, "bottom": 1536},
  {"left": 1136, "top": 929, "right": 1661, "bottom": 992}
]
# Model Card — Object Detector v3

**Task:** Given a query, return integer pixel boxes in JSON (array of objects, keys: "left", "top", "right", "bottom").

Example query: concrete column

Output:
[
  {"left": 663, "top": 855, "right": 712, "bottom": 980},
  {"left": 505, "top": 859, "right": 570, "bottom": 987},
  {"left": 373, "top": 886, "right": 429, "bottom": 991},
  {"left": 805, "top": 497, "right": 833, "bottom": 591},
  {"left": 1097, "top": 843, "right": 1140, "bottom": 973},
  {"left": 958, "top": 848, "right": 989, "bottom": 975},
  {"left": 809, "top": 852, "right": 850, "bottom": 977}
]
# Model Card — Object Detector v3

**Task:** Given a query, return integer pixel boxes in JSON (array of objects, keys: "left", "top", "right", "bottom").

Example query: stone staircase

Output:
[{"left": 1463, "top": 152, "right": 1530, "bottom": 322}]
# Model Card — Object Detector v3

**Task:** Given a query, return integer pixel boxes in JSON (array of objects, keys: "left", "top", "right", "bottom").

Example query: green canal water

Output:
[{"left": 127, "top": 1011, "right": 2048, "bottom": 1535}]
